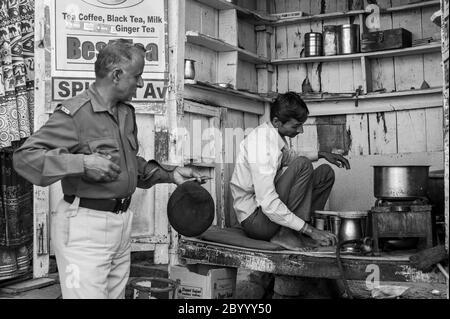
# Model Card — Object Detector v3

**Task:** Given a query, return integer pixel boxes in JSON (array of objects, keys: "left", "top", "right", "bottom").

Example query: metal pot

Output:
[
  {"left": 339, "top": 218, "right": 363, "bottom": 242},
  {"left": 304, "top": 32, "right": 323, "bottom": 57},
  {"left": 339, "top": 24, "right": 359, "bottom": 54},
  {"left": 373, "top": 165, "right": 430, "bottom": 200}
]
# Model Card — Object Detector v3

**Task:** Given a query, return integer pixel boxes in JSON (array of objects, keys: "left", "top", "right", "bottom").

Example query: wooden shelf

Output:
[
  {"left": 302, "top": 87, "right": 442, "bottom": 102},
  {"left": 184, "top": 81, "right": 271, "bottom": 103},
  {"left": 271, "top": 43, "right": 441, "bottom": 65},
  {"left": 302, "top": 88, "right": 443, "bottom": 116},
  {"left": 194, "top": 0, "right": 276, "bottom": 24},
  {"left": 270, "top": 0, "right": 440, "bottom": 26},
  {"left": 186, "top": 31, "right": 270, "bottom": 64}
]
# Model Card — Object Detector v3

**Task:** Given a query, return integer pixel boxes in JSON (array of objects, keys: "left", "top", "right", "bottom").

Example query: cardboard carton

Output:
[{"left": 169, "top": 264, "right": 237, "bottom": 299}]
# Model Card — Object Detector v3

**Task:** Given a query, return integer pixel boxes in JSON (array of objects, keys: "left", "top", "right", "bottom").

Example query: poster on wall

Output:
[{"left": 50, "top": 0, "right": 168, "bottom": 105}]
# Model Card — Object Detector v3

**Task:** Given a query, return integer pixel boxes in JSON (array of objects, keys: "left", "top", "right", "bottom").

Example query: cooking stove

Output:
[{"left": 369, "top": 197, "right": 433, "bottom": 255}]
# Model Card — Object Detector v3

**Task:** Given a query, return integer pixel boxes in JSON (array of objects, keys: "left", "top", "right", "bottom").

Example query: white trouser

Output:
[{"left": 51, "top": 197, "right": 133, "bottom": 299}]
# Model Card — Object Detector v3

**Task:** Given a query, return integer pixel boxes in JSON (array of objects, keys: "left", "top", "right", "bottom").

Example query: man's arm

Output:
[
  {"left": 13, "top": 111, "right": 85, "bottom": 186},
  {"left": 137, "top": 159, "right": 203, "bottom": 189},
  {"left": 137, "top": 159, "right": 175, "bottom": 189},
  {"left": 318, "top": 151, "right": 351, "bottom": 169}
]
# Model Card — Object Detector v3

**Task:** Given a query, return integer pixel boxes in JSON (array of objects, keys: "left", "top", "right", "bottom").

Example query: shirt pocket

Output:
[{"left": 87, "top": 137, "right": 121, "bottom": 166}]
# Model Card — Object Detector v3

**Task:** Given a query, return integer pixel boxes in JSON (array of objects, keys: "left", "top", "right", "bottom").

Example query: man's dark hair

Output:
[
  {"left": 270, "top": 91, "right": 309, "bottom": 123},
  {"left": 95, "top": 39, "right": 145, "bottom": 78}
]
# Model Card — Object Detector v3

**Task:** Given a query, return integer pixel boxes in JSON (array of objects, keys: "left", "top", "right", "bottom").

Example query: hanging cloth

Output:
[
  {"left": 0, "top": 0, "right": 35, "bottom": 281},
  {"left": 0, "top": 0, "right": 34, "bottom": 149}
]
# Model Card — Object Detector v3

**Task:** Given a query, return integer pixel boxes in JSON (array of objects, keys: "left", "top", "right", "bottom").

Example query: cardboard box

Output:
[{"left": 169, "top": 264, "right": 237, "bottom": 299}]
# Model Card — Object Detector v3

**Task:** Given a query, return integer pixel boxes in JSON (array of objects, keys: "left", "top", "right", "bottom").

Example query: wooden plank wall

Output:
[
  {"left": 181, "top": 101, "right": 261, "bottom": 228},
  {"left": 185, "top": 0, "right": 258, "bottom": 92},
  {"left": 296, "top": 109, "right": 444, "bottom": 211},
  {"left": 271, "top": 0, "right": 442, "bottom": 94},
  {"left": 185, "top": 0, "right": 219, "bottom": 84},
  {"left": 129, "top": 115, "right": 156, "bottom": 238},
  {"left": 223, "top": 109, "right": 260, "bottom": 227},
  {"left": 270, "top": 0, "right": 444, "bottom": 211}
]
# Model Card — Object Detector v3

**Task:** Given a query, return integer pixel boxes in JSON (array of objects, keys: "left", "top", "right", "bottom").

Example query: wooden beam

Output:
[
  {"left": 33, "top": 0, "right": 51, "bottom": 279},
  {"left": 165, "top": 0, "right": 186, "bottom": 267}
]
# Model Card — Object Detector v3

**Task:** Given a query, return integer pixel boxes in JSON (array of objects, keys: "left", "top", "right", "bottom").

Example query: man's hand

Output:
[
  {"left": 171, "top": 166, "right": 203, "bottom": 185},
  {"left": 318, "top": 151, "right": 351, "bottom": 169},
  {"left": 301, "top": 223, "right": 337, "bottom": 246},
  {"left": 83, "top": 153, "right": 121, "bottom": 182}
]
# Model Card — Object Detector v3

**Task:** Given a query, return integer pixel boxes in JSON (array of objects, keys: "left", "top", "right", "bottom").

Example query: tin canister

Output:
[
  {"left": 315, "top": 217, "right": 325, "bottom": 230},
  {"left": 304, "top": 32, "right": 323, "bottom": 57},
  {"left": 323, "top": 25, "right": 340, "bottom": 56},
  {"left": 339, "top": 24, "right": 360, "bottom": 54}
]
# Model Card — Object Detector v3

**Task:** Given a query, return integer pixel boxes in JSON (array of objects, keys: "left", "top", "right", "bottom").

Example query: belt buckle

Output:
[{"left": 114, "top": 197, "right": 131, "bottom": 214}]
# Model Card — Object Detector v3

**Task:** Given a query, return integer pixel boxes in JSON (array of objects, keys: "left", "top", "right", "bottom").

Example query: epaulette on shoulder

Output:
[{"left": 54, "top": 93, "right": 91, "bottom": 116}]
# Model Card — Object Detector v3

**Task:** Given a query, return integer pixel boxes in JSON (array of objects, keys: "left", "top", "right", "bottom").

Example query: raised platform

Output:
[{"left": 178, "top": 237, "right": 447, "bottom": 284}]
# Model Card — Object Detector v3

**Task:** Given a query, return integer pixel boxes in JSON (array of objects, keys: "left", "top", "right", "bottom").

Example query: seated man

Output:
[{"left": 230, "top": 92, "right": 350, "bottom": 250}]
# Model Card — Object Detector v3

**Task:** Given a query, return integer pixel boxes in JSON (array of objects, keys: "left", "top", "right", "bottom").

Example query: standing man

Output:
[
  {"left": 13, "top": 39, "right": 202, "bottom": 298},
  {"left": 231, "top": 92, "right": 350, "bottom": 251}
]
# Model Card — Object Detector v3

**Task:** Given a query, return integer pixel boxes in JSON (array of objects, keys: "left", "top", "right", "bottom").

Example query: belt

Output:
[{"left": 64, "top": 195, "right": 132, "bottom": 214}]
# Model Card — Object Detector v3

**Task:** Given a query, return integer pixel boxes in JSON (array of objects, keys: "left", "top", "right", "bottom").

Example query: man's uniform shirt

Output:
[
  {"left": 13, "top": 84, "right": 171, "bottom": 199},
  {"left": 230, "top": 121, "right": 318, "bottom": 232}
]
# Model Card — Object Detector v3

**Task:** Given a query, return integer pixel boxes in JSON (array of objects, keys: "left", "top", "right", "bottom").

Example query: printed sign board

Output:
[{"left": 50, "top": 0, "right": 168, "bottom": 104}]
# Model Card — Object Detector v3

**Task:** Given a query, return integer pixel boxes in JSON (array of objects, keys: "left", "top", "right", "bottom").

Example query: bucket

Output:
[{"left": 130, "top": 277, "right": 178, "bottom": 299}]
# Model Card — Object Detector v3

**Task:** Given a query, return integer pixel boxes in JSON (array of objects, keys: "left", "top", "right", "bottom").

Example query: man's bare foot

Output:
[
  {"left": 270, "top": 227, "right": 315, "bottom": 251},
  {"left": 295, "top": 232, "right": 320, "bottom": 248}
]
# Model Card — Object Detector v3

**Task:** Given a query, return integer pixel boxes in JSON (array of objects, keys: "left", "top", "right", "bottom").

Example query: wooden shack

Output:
[{"left": 21, "top": 0, "right": 448, "bottom": 297}]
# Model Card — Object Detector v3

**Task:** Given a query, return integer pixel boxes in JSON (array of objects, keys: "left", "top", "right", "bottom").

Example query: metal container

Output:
[
  {"left": 339, "top": 218, "right": 363, "bottom": 242},
  {"left": 304, "top": 32, "right": 323, "bottom": 57},
  {"left": 323, "top": 25, "right": 340, "bottom": 56},
  {"left": 339, "top": 24, "right": 360, "bottom": 54},
  {"left": 184, "top": 59, "right": 196, "bottom": 80},
  {"left": 330, "top": 216, "right": 341, "bottom": 236},
  {"left": 373, "top": 165, "right": 430, "bottom": 200},
  {"left": 315, "top": 217, "right": 325, "bottom": 230}
]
